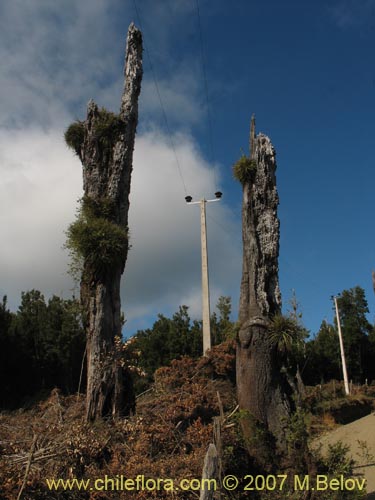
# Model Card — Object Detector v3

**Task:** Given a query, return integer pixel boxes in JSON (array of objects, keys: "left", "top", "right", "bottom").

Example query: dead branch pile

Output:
[{"left": 0, "top": 341, "right": 246, "bottom": 500}]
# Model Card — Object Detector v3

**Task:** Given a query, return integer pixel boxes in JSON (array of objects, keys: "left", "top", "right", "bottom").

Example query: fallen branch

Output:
[
  {"left": 16, "top": 433, "right": 37, "bottom": 500},
  {"left": 135, "top": 387, "right": 154, "bottom": 399},
  {"left": 223, "top": 404, "right": 239, "bottom": 423}
]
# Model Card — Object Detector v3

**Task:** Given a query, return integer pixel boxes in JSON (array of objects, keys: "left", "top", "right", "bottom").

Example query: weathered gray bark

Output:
[
  {"left": 78, "top": 24, "right": 143, "bottom": 421},
  {"left": 236, "top": 117, "right": 293, "bottom": 455},
  {"left": 199, "top": 443, "right": 219, "bottom": 500}
]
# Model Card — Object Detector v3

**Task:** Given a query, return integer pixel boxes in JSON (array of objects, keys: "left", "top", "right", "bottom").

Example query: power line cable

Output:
[
  {"left": 206, "top": 213, "right": 240, "bottom": 241},
  {"left": 131, "top": 0, "right": 188, "bottom": 196},
  {"left": 194, "top": 0, "right": 219, "bottom": 192},
  {"left": 210, "top": 214, "right": 329, "bottom": 330},
  {"left": 164, "top": 0, "right": 174, "bottom": 18}
]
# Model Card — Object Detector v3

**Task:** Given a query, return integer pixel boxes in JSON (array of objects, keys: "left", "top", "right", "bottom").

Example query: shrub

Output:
[
  {"left": 93, "top": 108, "right": 124, "bottom": 148},
  {"left": 81, "top": 195, "right": 116, "bottom": 220},
  {"left": 65, "top": 197, "right": 128, "bottom": 277},
  {"left": 285, "top": 408, "right": 309, "bottom": 469},
  {"left": 233, "top": 155, "right": 257, "bottom": 184},
  {"left": 64, "top": 108, "right": 124, "bottom": 159},
  {"left": 68, "top": 218, "right": 127, "bottom": 267},
  {"left": 322, "top": 441, "right": 354, "bottom": 476},
  {"left": 64, "top": 121, "right": 85, "bottom": 157}
]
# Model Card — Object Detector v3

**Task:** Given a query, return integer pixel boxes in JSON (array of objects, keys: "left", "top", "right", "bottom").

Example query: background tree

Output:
[
  {"left": 336, "top": 286, "right": 372, "bottom": 382},
  {"left": 127, "top": 298, "right": 235, "bottom": 393},
  {"left": 302, "top": 321, "right": 341, "bottom": 385},
  {"left": 302, "top": 287, "right": 375, "bottom": 385},
  {"left": 0, "top": 296, "right": 16, "bottom": 407},
  {"left": 0, "top": 291, "right": 85, "bottom": 409},
  {"left": 43, "top": 295, "right": 86, "bottom": 392},
  {"left": 211, "top": 295, "right": 233, "bottom": 344},
  {"left": 7, "top": 290, "right": 48, "bottom": 400},
  {"left": 127, "top": 306, "right": 201, "bottom": 392},
  {"left": 367, "top": 324, "right": 375, "bottom": 383}
]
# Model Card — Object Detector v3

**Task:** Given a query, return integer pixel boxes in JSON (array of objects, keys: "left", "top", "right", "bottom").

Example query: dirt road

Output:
[{"left": 316, "top": 412, "right": 375, "bottom": 498}]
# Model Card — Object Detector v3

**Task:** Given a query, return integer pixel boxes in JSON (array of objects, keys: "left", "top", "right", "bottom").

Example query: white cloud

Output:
[
  {"left": 0, "top": 126, "right": 241, "bottom": 327},
  {"left": 0, "top": 0, "right": 241, "bottom": 327},
  {"left": 0, "top": 0, "right": 208, "bottom": 130},
  {"left": 0, "top": 128, "right": 82, "bottom": 307},
  {"left": 140, "top": 70, "right": 203, "bottom": 128},
  {"left": 0, "top": 0, "right": 125, "bottom": 128},
  {"left": 123, "top": 130, "right": 241, "bottom": 327}
]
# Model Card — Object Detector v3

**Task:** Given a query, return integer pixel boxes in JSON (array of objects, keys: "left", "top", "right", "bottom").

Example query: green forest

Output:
[{"left": 1, "top": 286, "right": 374, "bottom": 410}]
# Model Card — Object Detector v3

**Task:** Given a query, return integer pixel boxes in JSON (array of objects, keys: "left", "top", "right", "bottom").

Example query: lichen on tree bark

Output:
[
  {"left": 66, "top": 23, "right": 143, "bottom": 421},
  {"left": 236, "top": 117, "right": 293, "bottom": 459}
]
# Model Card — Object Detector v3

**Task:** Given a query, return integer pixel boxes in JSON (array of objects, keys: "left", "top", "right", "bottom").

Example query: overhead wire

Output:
[
  {"left": 209, "top": 210, "right": 330, "bottom": 338},
  {"left": 131, "top": 1, "right": 329, "bottom": 356},
  {"left": 131, "top": 0, "right": 188, "bottom": 196},
  {"left": 193, "top": 0, "right": 219, "bottom": 193},
  {"left": 206, "top": 213, "right": 240, "bottom": 241}
]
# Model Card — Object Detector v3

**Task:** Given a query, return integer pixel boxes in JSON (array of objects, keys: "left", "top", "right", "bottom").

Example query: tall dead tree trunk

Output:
[
  {"left": 70, "top": 24, "right": 142, "bottom": 421},
  {"left": 236, "top": 116, "right": 293, "bottom": 457}
]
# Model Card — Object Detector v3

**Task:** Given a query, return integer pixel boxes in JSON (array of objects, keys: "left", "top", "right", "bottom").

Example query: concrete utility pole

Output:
[
  {"left": 186, "top": 192, "right": 222, "bottom": 355},
  {"left": 333, "top": 295, "right": 350, "bottom": 396}
]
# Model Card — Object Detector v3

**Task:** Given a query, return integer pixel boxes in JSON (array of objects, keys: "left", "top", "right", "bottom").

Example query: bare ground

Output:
[{"left": 316, "top": 412, "right": 375, "bottom": 499}]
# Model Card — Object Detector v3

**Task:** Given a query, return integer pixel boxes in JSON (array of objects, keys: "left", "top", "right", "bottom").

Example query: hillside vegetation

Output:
[{"left": 1, "top": 342, "right": 374, "bottom": 499}]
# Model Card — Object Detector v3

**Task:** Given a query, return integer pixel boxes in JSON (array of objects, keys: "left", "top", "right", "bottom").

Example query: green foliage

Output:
[
  {"left": 129, "top": 305, "right": 202, "bottom": 388},
  {"left": 337, "top": 287, "right": 372, "bottom": 382},
  {"left": 237, "top": 410, "right": 275, "bottom": 469},
  {"left": 303, "top": 321, "right": 341, "bottom": 384},
  {"left": 304, "top": 286, "right": 375, "bottom": 385},
  {"left": 128, "top": 298, "right": 236, "bottom": 394},
  {"left": 233, "top": 155, "right": 257, "bottom": 184},
  {"left": 323, "top": 441, "right": 354, "bottom": 475},
  {"left": 0, "top": 297, "right": 15, "bottom": 407},
  {"left": 356, "top": 439, "right": 375, "bottom": 465},
  {"left": 81, "top": 195, "right": 116, "bottom": 220},
  {"left": 64, "top": 108, "right": 124, "bottom": 159},
  {"left": 0, "top": 296, "right": 13, "bottom": 336},
  {"left": 285, "top": 408, "right": 309, "bottom": 469},
  {"left": 65, "top": 196, "right": 128, "bottom": 278},
  {"left": 303, "top": 382, "right": 375, "bottom": 429},
  {"left": 211, "top": 295, "right": 235, "bottom": 342},
  {"left": 268, "top": 314, "right": 304, "bottom": 354},
  {"left": 0, "top": 290, "right": 85, "bottom": 409},
  {"left": 66, "top": 217, "right": 127, "bottom": 275},
  {"left": 93, "top": 108, "right": 124, "bottom": 148},
  {"left": 64, "top": 121, "right": 85, "bottom": 156},
  {"left": 313, "top": 441, "right": 366, "bottom": 500}
]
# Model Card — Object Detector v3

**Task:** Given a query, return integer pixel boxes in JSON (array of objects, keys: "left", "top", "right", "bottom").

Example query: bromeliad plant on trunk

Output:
[
  {"left": 64, "top": 23, "right": 143, "bottom": 421},
  {"left": 66, "top": 196, "right": 128, "bottom": 280}
]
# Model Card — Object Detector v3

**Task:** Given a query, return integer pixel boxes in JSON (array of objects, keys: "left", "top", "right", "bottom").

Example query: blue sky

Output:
[{"left": 0, "top": 0, "right": 374, "bottom": 337}]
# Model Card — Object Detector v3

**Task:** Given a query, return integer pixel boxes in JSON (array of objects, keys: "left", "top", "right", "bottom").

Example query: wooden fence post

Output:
[{"left": 200, "top": 443, "right": 219, "bottom": 500}]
